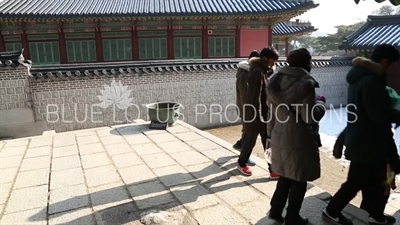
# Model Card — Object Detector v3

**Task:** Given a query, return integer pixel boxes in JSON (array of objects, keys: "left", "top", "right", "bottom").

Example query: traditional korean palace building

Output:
[
  {"left": 0, "top": 0, "right": 318, "bottom": 65},
  {"left": 340, "top": 14, "right": 400, "bottom": 92},
  {"left": 339, "top": 15, "right": 400, "bottom": 52}
]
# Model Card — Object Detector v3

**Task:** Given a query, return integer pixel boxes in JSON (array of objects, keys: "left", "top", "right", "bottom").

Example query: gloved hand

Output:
[
  {"left": 266, "top": 137, "right": 271, "bottom": 150},
  {"left": 316, "top": 95, "right": 326, "bottom": 103}
]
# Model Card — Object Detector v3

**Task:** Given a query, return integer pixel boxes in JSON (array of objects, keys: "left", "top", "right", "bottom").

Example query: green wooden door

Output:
[
  {"left": 66, "top": 40, "right": 97, "bottom": 62},
  {"left": 5, "top": 43, "right": 22, "bottom": 52},
  {"left": 138, "top": 38, "right": 167, "bottom": 59},
  {"left": 103, "top": 39, "right": 132, "bottom": 61},
  {"left": 29, "top": 42, "right": 60, "bottom": 64},
  {"left": 208, "top": 37, "right": 235, "bottom": 57},
  {"left": 174, "top": 37, "right": 202, "bottom": 59}
]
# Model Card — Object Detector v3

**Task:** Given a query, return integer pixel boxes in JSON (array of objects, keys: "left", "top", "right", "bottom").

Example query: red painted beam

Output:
[
  {"left": 131, "top": 27, "right": 139, "bottom": 61},
  {"left": 285, "top": 39, "right": 290, "bottom": 57},
  {"left": 58, "top": 27, "right": 67, "bottom": 64},
  {"left": 235, "top": 26, "right": 241, "bottom": 58},
  {"left": 0, "top": 33, "right": 5, "bottom": 52},
  {"left": 267, "top": 25, "right": 273, "bottom": 47},
  {"left": 21, "top": 32, "right": 30, "bottom": 60},
  {"left": 202, "top": 28, "right": 209, "bottom": 59},
  {"left": 95, "top": 30, "right": 104, "bottom": 62},
  {"left": 167, "top": 28, "right": 174, "bottom": 59},
  {"left": 275, "top": 44, "right": 279, "bottom": 53}
]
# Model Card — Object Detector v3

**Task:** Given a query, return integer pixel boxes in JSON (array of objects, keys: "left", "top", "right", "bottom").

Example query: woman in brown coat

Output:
[{"left": 266, "top": 48, "right": 326, "bottom": 225}]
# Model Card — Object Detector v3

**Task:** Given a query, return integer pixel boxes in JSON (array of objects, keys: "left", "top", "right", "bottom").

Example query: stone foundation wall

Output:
[
  {"left": 0, "top": 65, "right": 47, "bottom": 138},
  {"left": 0, "top": 66, "right": 32, "bottom": 110}
]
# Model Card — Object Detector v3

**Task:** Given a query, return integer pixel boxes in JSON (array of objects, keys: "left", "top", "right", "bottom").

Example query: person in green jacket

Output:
[{"left": 323, "top": 45, "right": 400, "bottom": 225}]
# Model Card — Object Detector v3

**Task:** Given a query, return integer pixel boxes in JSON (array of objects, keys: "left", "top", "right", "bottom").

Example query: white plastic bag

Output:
[{"left": 264, "top": 148, "right": 272, "bottom": 164}]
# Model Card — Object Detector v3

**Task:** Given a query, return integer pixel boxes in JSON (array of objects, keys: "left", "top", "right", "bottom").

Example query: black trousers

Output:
[
  {"left": 270, "top": 176, "right": 307, "bottom": 219},
  {"left": 238, "top": 132, "right": 272, "bottom": 171},
  {"left": 326, "top": 162, "right": 387, "bottom": 219},
  {"left": 360, "top": 190, "right": 390, "bottom": 218}
]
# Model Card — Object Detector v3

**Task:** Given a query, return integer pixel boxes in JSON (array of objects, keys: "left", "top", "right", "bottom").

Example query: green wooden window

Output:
[
  {"left": 173, "top": 30, "right": 202, "bottom": 35},
  {"left": 138, "top": 38, "right": 167, "bottom": 59},
  {"left": 209, "top": 30, "right": 236, "bottom": 35},
  {"left": 174, "top": 37, "right": 201, "bottom": 59},
  {"left": 28, "top": 34, "right": 58, "bottom": 40},
  {"left": 29, "top": 42, "right": 60, "bottom": 64},
  {"left": 4, "top": 35, "right": 21, "bottom": 41},
  {"left": 65, "top": 33, "right": 95, "bottom": 39},
  {"left": 102, "top": 32, "right": 131, "bottom": 38},
  {"left": 208, "top": 37, "right": 235, "bottom": 57},
  {"left": 103, "top": 39, "right": 132, "bottom": 61},
  {"left": 66, "top": 40, "right": 96, "bottom": 62},
  {"left": 137, "top": 31, "right": 167, "bottom": 37},
  {"left": 5, "top": 43, "right": 22, "bottom": 52}
]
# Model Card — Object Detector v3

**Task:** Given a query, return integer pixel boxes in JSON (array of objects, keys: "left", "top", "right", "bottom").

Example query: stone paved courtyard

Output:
[{"left": 1, "top": 120, "right": 400, "bottom": 225}]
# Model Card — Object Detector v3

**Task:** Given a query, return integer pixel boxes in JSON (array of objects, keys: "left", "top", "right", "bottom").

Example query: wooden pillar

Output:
[
  {"left": 235, "top": 26, "right": 241, "bottom": 58},
  {"left": 95, "top": 29, "right": 103, "bottom": 62},
  {"left": 202, "top": 27, "right": 209, "bottom": 59},
  {"left": 19, "top": 22, "right": 30, "bottom": 59},
  {"left": 285, "top": 38, "right": 290, "bottom": 57},
  {"left": 0, "top": 33, "right": 5, "bottom": 52},
  {"left": 58, "top": 22, "right": 67, "bottom": 64},
  {"left": 267, "top": 25, "right": 273, "bottom": 47},
  {"left": 21, "top": 33, "right": 30, "bottom": 60},
  {"left": 131, "top": 26, "right": 139, "bottom": 61},
  {"left": 167, "top": 27, "right": 174, "bottom": 60},
  {"left": 275, "top": 44, "right": 279, "bottom": 52}
]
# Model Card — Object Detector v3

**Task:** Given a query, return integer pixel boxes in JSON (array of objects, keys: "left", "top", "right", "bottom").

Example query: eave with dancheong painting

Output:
[{"left": 0, "top": 12, "right": 307, "bottom": 35}]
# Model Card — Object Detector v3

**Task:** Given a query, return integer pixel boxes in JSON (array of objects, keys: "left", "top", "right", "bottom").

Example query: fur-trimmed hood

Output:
[
  {"left": 267, "top": 67, "right": 319, "bottom": 105},
  {"left": 352, "top": 57, "right": 384, "bottom": 75},
  {"left": 249, "top": 57, "right": 270, "bottom": 68},
  {"left": 248, "top": 57, "right": 276, "bottom": 76},
  {"left": 347, "top": 57, "right": 384, "bottom": 84},
  {"left": 237, "top": 60, "right": 250, "bottom": 71}
]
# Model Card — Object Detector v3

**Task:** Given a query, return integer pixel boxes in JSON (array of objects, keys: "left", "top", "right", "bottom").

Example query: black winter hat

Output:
[{"left": 287, "top": 48, "right": 312, "bottom": 68}]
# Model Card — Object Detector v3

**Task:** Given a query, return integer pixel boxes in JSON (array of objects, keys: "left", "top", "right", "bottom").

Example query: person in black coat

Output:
[{"left": 323, "top": 45, "right": 400, "bottom": 225}]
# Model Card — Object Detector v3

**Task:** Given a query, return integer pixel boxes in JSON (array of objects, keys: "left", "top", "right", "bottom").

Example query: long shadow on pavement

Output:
[
  {"left": 28, "top": 155, "right": 301, "bottom": 224},
  {"left": 27, "top": 124, "right": 319, "bottom": 224}
]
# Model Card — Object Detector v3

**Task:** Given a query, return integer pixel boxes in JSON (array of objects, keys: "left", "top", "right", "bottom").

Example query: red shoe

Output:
[
  {"left": 269, "top": 172, "right": 280, "bottom": 179},
  {"left": 237, "top": 164, "right": 252, "bottom": 176}
]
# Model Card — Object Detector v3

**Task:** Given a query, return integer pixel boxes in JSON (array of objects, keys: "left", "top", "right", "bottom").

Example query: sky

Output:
[{"left": 295, "top": 0, "right": 396, "bottom": 36}]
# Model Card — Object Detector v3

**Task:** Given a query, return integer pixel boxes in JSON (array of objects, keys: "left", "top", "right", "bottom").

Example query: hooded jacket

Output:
[
  {"left": 266, "top": 66, "right": 325, "bottom": 182},
  {"left": 242, "top": 57, "right": 274, "bottom": 133},
  {"left": 344, "top": 57, "right": 399, "bottom": 163},
  {"left": 236, "top": 60, "right": 251, "bottom": 119}
]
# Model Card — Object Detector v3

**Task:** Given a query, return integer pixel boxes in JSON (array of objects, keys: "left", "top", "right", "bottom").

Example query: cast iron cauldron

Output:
[{"left": 145, "top": 102, "right": 182, "bottom": 126}]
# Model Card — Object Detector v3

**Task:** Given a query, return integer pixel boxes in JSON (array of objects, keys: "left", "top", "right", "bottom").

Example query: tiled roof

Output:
[
  {"left": 340, "top": 15, "right": 400, "bottom": 51},
  {"left": 273, "top": 21, "right": 317, "bottom": 36},
  {"left": 0, "top": 0, "right": 318, "bottom": 19},
  {"left": 354, "top": 0, "right": 399, "bottom": 6},
  {"left": 0, "top": 49, "right": 32, "bottom": 69},
  {"left": 28, "top": 58, "right": 351, "bottom": 81}
]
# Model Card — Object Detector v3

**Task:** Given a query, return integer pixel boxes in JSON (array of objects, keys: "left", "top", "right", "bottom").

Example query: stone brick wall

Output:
[
  {"left": 0, "top": 61, "right": 351, "bottom": 134},
  {"left": 28, "top": 65, "right": 351, "bottom": 133},
  {"left": 30, "top": 70, "right": 237, "bottom": 132},
  {"left": 0, "top": 66, "right": 32, "bottom": 110},
  {"left": 311, "top": 66, "right": 351, "bottom": 107}
]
